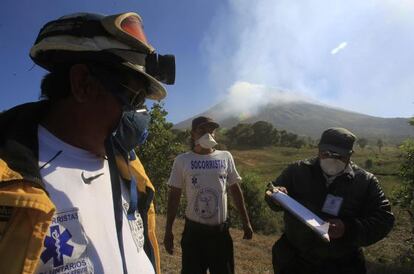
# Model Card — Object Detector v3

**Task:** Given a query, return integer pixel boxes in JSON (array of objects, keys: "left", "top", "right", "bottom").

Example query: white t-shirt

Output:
[
  {"left": 167, "top": 150, "right": 242, "bottom": 225},
  {"left": 36, "top": 126, "right": 155, "bottom": 274}
]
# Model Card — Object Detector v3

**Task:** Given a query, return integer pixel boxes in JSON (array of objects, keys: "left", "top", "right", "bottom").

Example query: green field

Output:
[
  {"left": 232, "top": 146, "right": 401, "bottom": 186},
  {"left": 158, "top": 145, "right": 414, "bottom": 273}
]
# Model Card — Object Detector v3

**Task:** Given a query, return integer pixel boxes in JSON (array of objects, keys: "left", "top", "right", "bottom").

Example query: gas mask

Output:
[
  {"left": 113, "top": 109, "right": 149, "bottom": 153},
  {"left": 320, "top": 158, "right": 347, "bottom": 176},
  {"left": 195, "top": 133, "right": 217, "bottom": 149}
]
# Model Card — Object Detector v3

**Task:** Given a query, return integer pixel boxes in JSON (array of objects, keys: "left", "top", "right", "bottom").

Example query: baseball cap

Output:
[
  {"left": 191, "top": 116, "right": 219, "bottom": 131},
  {"left": 318, "top": 127, "right": 356, "bottom": 156}
]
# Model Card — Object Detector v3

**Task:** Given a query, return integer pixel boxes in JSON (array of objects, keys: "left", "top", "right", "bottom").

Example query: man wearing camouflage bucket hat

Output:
[
  {"left": 265, "top": 127, "right": 394, "bottom": 274},
  {"left": 0, "top": 11, "right": 175, "bottom": 274}
]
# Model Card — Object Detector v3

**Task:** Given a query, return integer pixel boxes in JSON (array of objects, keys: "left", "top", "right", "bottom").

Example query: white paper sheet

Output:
[{"left": 270, "top": 191, "right": 330, "bottom": 242}]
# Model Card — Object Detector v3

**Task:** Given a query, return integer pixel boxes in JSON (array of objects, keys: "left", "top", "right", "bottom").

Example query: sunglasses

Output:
[
  {"left": 119, "top": 83, "right": 147, "bottom": 110},
  {"left": 320, "top": 150, "right": 344, "bottom": 160},
  {"left": 88, "top": 64, "right": 147, "bottom": 110}
]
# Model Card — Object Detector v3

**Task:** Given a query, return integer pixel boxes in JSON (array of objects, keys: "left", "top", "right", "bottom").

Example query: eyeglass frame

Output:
[{"left": 87, "top": 63, "right": 148, "bottom": 110}]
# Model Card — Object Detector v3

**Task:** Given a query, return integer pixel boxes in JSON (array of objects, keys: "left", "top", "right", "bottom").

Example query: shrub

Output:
[
  {"left": 228, "top": 171, "right": 281, "bottom": 234},
  {"left": 137, "top": 103, "right": 184, "bottom": 214},
  {"left": 365, "top": 158, "right": 373, "bottom": 169},
  {"left": 394, "top": 139, "right": 414, "bottom": 213}
]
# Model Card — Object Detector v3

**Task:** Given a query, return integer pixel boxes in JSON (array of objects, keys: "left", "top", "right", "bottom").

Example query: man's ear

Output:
[{"left": 69, "top": 64, "right": 95, "bottom": 103}]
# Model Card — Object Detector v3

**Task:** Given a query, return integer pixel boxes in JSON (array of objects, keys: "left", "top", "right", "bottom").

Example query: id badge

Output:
[
  {"left": 122, "top": 201, "right": 145, "bottom": 253},
  {"left": 321, "top": 194, "right": 343, "bottom": 216}
]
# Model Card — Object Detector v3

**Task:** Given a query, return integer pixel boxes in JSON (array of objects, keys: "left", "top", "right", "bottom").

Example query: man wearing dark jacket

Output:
[{"left": 265, "top": 127, "right": 394, "bottom": 274}]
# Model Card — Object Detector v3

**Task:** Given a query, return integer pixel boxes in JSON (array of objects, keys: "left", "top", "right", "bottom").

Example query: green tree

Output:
[
  {"left": 270, "top": 128, "right": 280, "bottom": 146},
  {"left": 225, "top": 123, "right": 254, "bottom": 148},
  {"left": 137, "top": 103, "right": 184, "bottom": 213},
  {"left": 278, "top": 130, "right": 288, "bottom": 146},
  {"left": 171, "top": 128, "right": 190, "bottom": 147},
  {"left": 251, "top": 121, "right": 274, "bottom": 147},
  {"left": 396, "top": 139, "right": 414, "bottom": 217},
  {"left": 377, "top": 139, "right": 384, "bottom": 153},
  {"left": 213, "top": 128, "right": 230, "bottom": 150},
  {"left": 279, "top": 131, "right": 301, "bottom": 147},
  {"left": 394, "top": 120, "right": 414, "bottom": 264},
  {"left": 357, "top": 138, "right": 368, "bottom": 150},
  {"left": 291, "top": 138, "right": 306, "bottom": 149}
]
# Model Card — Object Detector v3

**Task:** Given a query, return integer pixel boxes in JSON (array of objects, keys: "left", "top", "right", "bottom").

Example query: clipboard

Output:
[{"left": 266, "top": 190, "right": 330, "bottom": 242}]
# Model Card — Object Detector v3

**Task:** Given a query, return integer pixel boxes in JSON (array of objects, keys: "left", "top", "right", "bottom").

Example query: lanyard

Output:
[
  {"left": 127, "top": 174, "right": 139, "bottom": 220},
  {"left": 126, "top": 150, "right": 139, "bottom": 221},
  {"left": 105, "top": 137, "right": 128, "bottom": 274}
]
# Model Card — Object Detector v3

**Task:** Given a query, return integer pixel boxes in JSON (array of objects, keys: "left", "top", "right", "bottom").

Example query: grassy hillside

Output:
[{"left": 156, "top": 146, "right": 414, "bottom": 273}]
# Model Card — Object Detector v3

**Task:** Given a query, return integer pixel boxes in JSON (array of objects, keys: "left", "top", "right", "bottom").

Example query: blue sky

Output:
[{"left": 1, "top": 0, "right": 413, "bottom": 123}]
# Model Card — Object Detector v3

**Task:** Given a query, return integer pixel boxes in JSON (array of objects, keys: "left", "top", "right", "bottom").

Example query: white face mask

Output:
[
  {"left": 195, "top": 133, "right": 217, "bottom": 149},
  {"left": 320, "top": 158, "right": 346, "bottom": 176}
]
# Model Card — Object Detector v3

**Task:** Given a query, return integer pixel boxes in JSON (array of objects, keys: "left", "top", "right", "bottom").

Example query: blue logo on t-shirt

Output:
[{"left": 40, "top": 225, "right": 74, "bottom": 267}]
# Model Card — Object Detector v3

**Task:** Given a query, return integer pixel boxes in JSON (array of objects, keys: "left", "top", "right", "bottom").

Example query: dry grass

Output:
[
  {"left": 156, "top": 211, "right": 413, "bottom": 274},
  {"left": 364, "top": 208, "right": 414, "bottom": 274},
  {"left": 156, "top": 215, "right": 275, "bottom": 274}
]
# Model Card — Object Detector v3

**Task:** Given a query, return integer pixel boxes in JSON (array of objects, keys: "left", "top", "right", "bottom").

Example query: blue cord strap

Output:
[
  {"left": 127, "top": 150, "right": 139, "bottom": 220},
  {"left": 127, "top": 175, "right": 139, "bottom": 221}
]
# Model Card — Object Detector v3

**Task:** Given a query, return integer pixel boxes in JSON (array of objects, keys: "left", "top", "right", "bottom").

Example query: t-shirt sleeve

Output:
[
  {"left": 226, "top": 152, "right": 242, "bottom": 186},
  {"left": 167, "top": 156, "right": 184, "bottom": 189}
]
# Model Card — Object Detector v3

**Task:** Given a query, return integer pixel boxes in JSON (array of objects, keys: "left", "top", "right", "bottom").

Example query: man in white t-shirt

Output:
[
  {"left": 0, "top": 11, "right": 175, "bottom": 274},
  {"left": 164, "top": 116, "right": 253, "bottom": 274}
]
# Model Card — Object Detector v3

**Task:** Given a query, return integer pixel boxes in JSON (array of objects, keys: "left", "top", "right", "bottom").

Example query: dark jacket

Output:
[{"left": 269, "top": 157, "right": 394, "bottom": 262}]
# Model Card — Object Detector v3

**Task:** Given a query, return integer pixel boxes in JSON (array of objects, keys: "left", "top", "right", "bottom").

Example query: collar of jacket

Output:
[
  {"left": 303, "top": 157, "right": 356, "bottom": 180},
  {"left": 115, "top": 151, "right": 155, "bottom": 194},
  {"left": 0, "top": 101, "right": 51, "bottom": 190}
]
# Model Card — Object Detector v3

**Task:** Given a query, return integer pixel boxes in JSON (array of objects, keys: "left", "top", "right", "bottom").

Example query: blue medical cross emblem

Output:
[{"left": 40, "top": 225, "right": 74, "bottom": 267}]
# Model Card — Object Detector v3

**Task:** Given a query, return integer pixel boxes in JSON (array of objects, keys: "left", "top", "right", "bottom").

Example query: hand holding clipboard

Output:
[{"left": 266, "top": 188, "right": 330, "bottom": 242}]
